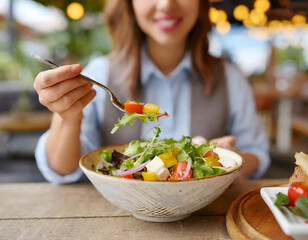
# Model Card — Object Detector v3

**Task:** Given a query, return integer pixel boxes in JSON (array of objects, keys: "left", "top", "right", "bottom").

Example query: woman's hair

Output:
[{"left": 105, "top": 0, "right": 218, "bottom": 98}]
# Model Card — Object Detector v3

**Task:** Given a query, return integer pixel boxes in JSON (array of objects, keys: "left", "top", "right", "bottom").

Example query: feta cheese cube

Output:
[
  {"left": 156, "top": 167, "right": 170, "bottom": 181},
  {"left": 146, "top": 156, "right": 165, "bottom": 173},
  {"left": 145, "top": 156, "right": 171, "bottom": 181}
]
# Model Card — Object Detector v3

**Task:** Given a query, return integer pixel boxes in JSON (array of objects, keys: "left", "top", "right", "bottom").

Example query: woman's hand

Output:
[
  {"left": 192, "top": 135, "right": 258, "bottom": 178},
  {"left": 34, "top": 64, "right": 96, "bottom": 120},
  {"left": 192, "top": 135, "right": 236, "bottom": 149},
  {"left": 210, "top": 136, "right": 236, "bottom": 149}
]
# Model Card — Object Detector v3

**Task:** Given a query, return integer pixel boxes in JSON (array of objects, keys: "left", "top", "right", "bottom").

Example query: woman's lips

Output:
[{"left": 155, "top": 17, "right": 181, "bottom": 31}]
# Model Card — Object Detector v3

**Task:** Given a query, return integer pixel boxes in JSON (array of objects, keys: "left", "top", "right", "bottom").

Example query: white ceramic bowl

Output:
[{"left": 80, "top": 144, "right": 242, "bottom": 222}]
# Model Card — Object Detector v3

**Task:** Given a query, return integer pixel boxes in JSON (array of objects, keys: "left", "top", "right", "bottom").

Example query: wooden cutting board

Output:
[{"left": 226, "top": 188, "right": 293, "bottom": 240}]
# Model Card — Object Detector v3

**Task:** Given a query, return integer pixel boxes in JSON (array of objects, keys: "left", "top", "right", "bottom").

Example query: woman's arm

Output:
[
  {"left": 34, "top": 65, "right": 96, "bottom": 176},
  {"left": 239, "top": 151, "right": 259, "bottom": 178},
  {"left": 46, "top": 113, "right": 83, "bottom": 175},
  {"left": 224, "top": 62, "right": 270, "bottom": 178}
]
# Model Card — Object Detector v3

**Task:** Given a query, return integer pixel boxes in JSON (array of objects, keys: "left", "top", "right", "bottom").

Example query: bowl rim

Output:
[{"left": 79, "top": 143, "right": 242, "bottom": 183}]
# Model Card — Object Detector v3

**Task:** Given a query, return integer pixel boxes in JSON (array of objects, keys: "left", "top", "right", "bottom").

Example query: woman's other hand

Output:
[
  {"left": 192, "top": 135, "right": 236, "bottom": 149},
  {"left": 34, "top": 64, "right": 96, "bottom": 120},
  {"left": 210, "top": 136, "right": 236, "bottom": 149}
]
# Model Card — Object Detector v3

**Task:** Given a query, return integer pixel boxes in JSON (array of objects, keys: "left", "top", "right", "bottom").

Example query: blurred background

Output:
[{"left": 0, "top": 0, "right": 308, "bottom": 182}]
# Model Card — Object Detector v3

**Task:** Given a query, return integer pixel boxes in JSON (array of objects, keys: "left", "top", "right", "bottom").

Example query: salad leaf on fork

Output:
[{"left": 111, "top": 112, "right": 157, "bottom": 134}]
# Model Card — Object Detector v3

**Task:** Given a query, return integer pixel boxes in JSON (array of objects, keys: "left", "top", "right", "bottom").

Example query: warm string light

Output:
[
  {"left": 233, "top": 0, "right": 270, "bottom": 28},
  {"left": 209, "top": 7, "right": 230, "bottom": 35},
  {"left": 210, "top": 1, "right": 307, "bottom": 36},
  {"left": 66, "top": 2, "right": 85, "bottom": 20},
  {"left": 233, "top": 5, "right": 249, "bottom": 21},
  {"left": 254, "top": 0, "right": 271, "bottom": 13}
]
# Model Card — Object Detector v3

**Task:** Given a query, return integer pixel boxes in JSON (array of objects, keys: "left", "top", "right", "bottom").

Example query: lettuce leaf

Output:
[
  {"left": 133, "top": 126, "right": 161, "bottom": 167},
  {"left": 274, "top": 192, "right": 290, "bottom": 206},
  {"left": 100, "top": 150, "right": 112, "bottom": 163},
  {"left": 111, "top": 112, "right": 157, "bottom": 134},
  {"left": 192, "top": 164, "right": 214, "bottom": 178},
  {"left": 124, "top": 140, "right": 144, "bottom": 157},
  {"left": 295, "top": 196, "right": 308, "bottom": 218}
]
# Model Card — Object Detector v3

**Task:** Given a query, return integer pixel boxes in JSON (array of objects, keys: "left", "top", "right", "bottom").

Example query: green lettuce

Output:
[
  {"left": 274, "top": 192, "right": 290, "bottom": 206},
  {"left": 294, "top": 196, "right": 308, "bottom": 218},
  {"left": 111, "top": 112, "right": 157, "bottom": 134},
  {"left": 99, "top": 150, "right": 112, "bottom": 163},
  {"left": 124, "top": 140, "right": 144, "bottom": 157}
]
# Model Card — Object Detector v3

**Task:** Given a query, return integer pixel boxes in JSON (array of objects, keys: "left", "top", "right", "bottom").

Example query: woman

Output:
[{"left": 34, "top": 0, "right": 270, "bottom": 184}]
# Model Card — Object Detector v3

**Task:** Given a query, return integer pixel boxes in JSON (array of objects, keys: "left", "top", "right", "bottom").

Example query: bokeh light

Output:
[
  {"left": 250, "top": 9, "right": 267, "bottom": 26},
  {"left": 66, "top": 2, "right": 85, "bottom": 20},
  {"left": 209, "top": 7, "right": 219, "bottom": 23},
  {"left": 243, "top": 17, "right": 255, "bottom": 28},
  {"left": 292, "top": 14, "right": 307, "bottom": 27},
  {"left": 209, "top": 7, "right": 227, "bottom": 24},
  {"left": 254, "top": 0, "right": 271, "bottom": 13},
  {"left": 233, "top": 5, "right": 250, "bottom": 21},
  {"left": 216, "top": 21, "right": 231, "bottom": 35}
]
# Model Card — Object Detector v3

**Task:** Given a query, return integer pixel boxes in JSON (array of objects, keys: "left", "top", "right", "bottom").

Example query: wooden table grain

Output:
[{"left": 0, "top": 179, "right": 288, "bottom": 240}]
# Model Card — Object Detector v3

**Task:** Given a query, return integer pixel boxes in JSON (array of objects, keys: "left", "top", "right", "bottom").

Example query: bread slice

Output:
[
  {"left": 289, "top": 166, "right": 308, "bottom": 184},
  {"left": 289, "top": 152, "right": 308, "bottom": 185}
]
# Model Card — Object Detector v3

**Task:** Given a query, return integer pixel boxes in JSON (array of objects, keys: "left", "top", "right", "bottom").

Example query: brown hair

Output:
[{"left": 105, "top": 0, "right": 218, "bottom": 98}]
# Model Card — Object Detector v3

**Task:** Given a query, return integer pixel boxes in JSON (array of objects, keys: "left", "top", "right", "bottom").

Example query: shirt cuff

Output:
[{"left": 35, "top": 131, "right": 83, "bottom": 184}]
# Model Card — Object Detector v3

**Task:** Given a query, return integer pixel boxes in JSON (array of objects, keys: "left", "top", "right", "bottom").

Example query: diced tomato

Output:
[
  {"left": 120, "top": 174, "right": 134, "bottom": 179},
  {"left": 124, "top": 101, "right": 143, "bottom": 114},
  {"left": 288, "top": 182, "right": 308, "bottom": 206},
  {"left": 170, "top": 161, "right": 192, "bottom": 181}
]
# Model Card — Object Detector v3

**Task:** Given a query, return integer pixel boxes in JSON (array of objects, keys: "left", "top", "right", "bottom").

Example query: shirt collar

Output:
[{"left": 140, "top": 43, "right": 192, "bottom": 85}]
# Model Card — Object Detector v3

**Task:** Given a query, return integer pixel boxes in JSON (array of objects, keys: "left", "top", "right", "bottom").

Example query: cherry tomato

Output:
[
  {"left": 120, "top": 174, "right": 134, "bottom": 179},
  {"left": 170, "top": 161, "right": 192, "bottom": 181},
  {"left": 124, "top": 101, "right": 143, "bottom": 114},
  {"left": 288, "top": 182, "right": 308, "bottom": 206}
]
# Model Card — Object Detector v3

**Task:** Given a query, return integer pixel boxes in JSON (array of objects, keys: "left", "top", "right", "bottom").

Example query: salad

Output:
[
  {"left": 111, "top": 101, "right": 168, "bottom": 134},
  {"left": 275, "top": 182, "right": 308, "bottom": 219},
  {"left": 94, "top": 126, "right": 236, "bottom": 181},
  {"left": 93, "top": 101, "right": 238, "bottom": 181}
]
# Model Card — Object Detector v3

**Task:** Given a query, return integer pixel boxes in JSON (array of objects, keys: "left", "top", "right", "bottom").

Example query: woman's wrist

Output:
[{"left": 52, "top": 112, "right": 83, "bottom": 129}]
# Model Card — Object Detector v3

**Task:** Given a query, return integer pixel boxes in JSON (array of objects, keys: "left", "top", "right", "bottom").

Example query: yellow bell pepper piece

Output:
[
  {"left": 204, "top": 156, "right": 220, "bottom": 167},
  {"left": 159, "top": 152, "right": 178, "bottom": 168},
  {"left": 172, "top": 148, "right": 180, "bottom": 158},
  {"left": 142, "top": 172, "right": 158, "bottom": 181},
  {"left": 143, "top": 103, "right": 160, "bottom": 115}
]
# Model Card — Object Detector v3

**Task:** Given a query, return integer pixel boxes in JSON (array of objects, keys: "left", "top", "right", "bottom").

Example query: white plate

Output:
[{"left": 260, "top": 187, "right": 308, "bottom": 240}]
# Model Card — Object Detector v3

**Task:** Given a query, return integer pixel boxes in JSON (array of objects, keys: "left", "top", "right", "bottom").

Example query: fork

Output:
[{"left": 30, "top": 53, "right": 125, "bottom": 112}]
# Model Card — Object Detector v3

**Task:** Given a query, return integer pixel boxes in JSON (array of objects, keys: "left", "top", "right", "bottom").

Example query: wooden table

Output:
[
  {"left": 0, "top": 179, "right": 288, "bottom": 240},
  {"left": 0, "top": 111, "right": 52, "bottom": 132}
]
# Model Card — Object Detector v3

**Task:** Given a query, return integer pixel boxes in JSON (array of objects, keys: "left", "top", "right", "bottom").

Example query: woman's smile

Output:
[
  {"left": 155, "top": 16, "right": 182, "bottom": 31},
  {"left": 132, "top": 0, "right": 199, "bottom": 47}
]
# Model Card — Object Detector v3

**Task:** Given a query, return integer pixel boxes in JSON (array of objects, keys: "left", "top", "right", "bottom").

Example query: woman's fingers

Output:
[
  {"left": 192, "top": 136, "right": 207, "bottom": 145},
  {"left": 39, "top": 77, "right": 90, "bottom": 103},
  {"left": 33, "top": 64, "right": 97, "bottom": 119},
  {"left": 34, "top": 64, "right": 82, "bottom": 90},
  {"left": 57, "top": 89, "right": 97, "bottom": 119},
  {"left": 192, "top": 135, "right": 236, "bottom": 149},
  {"left": 47, "top": 82, "right": 93, "bottom": 112},
  {"left": 210, "top": 136, "right": 236, "bottom": 149}
]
